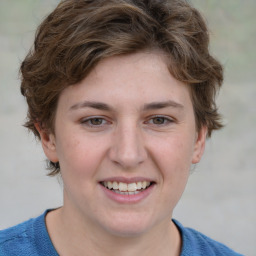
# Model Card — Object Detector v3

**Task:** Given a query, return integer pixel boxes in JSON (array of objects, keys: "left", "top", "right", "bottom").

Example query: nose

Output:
[{"left": 108, "top": 123, "right": 147, "bottom": 169}]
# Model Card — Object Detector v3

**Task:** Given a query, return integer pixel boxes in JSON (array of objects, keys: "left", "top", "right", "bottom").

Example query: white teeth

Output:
[
  {"left": 112, "top": 181, "right": 118, "bottom": 190},
  {"left": 102, "top": 180, "right": 152, "bottom": 192},
  {"left": 115, "top": 190, "right": 140, "bottom": 195},
  {"left": 107, "top": 181, "right": 113, "bottom": 189},
  {"left": 119, "top": 182, "right": 128, "bottom": 192},
  {"left": 142, "top": 181, "right": 150, "bottom": 189},
  {"left": 128, "top": 183, "right": 137, "bottom": 192},
  {"left": 136, "top": 181, "right": 142, "bottom": 190}
]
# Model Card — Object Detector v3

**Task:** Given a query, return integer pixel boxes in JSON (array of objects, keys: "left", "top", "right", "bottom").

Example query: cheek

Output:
[
  {"left": 55, "top": 132, "right": 106, "bottom": 178},
  {"left": 150, "top": 134, "right": 194, "bottom": 173},
  {"left": 148, "top": 135, "right": 193, "bottom": 210}
]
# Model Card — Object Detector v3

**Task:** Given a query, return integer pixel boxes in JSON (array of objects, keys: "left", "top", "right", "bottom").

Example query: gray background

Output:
[{"left": 0, "top": 1, "right": 255, "bottom": 255}]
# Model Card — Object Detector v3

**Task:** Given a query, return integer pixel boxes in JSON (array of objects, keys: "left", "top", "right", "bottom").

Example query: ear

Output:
[
  {"left": 192, "top": 126, "right": 207, "bottom": 164},
  {"left": 35, "top": 123, "right": 59, "bottom": 163}
]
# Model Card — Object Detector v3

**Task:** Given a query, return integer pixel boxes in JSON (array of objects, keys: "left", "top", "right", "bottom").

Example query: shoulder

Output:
[
  {"left": 0, "top": 210, "right": 58, "bottom": 256},
  {"left": 173, "top": 219, "right": 244, "bottom": 256},
  {"left": 0, "top": 216, "right": 37, "bottom": 255}
]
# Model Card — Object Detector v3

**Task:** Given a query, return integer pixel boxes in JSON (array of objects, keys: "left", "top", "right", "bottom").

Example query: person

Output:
[{"left": 0, "top": 0, "right": 243, "bottom": 255}]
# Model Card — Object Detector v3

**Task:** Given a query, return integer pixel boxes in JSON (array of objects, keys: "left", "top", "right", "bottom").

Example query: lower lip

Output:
[{"left": 99, "top": 183, "right": 155, "bottom": 204}]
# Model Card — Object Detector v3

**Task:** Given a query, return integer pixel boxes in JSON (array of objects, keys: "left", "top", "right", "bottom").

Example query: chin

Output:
[
  {"left": 105, "top": 224, "right": 150, "bottom": 238},
  {"left": 100, "top": 212, "right": 156, "bottom": 237}
]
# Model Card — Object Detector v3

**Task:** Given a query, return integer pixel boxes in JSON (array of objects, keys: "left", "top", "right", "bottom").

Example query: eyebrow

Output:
[
  {"left": 69, "top": 101, "right": 113, "bottom": 111},
  {"left": 142, "top": 100, "right": 184, "bottom": 111},
  {"left": 69, "top": 100, "right": 184, "bottom": 112}
]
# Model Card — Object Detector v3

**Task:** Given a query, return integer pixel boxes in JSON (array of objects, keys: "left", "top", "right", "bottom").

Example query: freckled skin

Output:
[{"left": 39, "top": 51, "right": 207, "bottom": 255}]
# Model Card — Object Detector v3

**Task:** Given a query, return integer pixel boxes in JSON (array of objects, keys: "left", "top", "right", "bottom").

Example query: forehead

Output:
[{"left": 57, "top": 51, "right": 192, "bottom": 112}]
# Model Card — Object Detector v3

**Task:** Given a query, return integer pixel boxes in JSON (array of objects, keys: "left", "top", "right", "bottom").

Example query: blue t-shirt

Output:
[{"left": 0, "top": 210, "right": 243, "bottom": 256}]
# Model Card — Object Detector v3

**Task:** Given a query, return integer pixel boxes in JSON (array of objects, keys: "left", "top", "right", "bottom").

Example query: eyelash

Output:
[
  {"left": 80, "top": 117, "right": 109, "bottom": 127},
  {"left": 145, "top": 116, "right": 174, "bottom": 126},
  {"left": 80, "top": 115, "right": 174, "bottom": 128}
]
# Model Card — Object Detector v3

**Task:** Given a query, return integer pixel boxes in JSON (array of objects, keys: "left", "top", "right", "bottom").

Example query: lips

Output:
[{"left": 99, "top": 177, "right": 155, "bottom": 196}]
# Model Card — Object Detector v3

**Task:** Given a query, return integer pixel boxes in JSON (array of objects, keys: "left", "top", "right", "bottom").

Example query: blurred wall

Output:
[{"left": 0, "top": 1, "right": 255, "bottom": 255}]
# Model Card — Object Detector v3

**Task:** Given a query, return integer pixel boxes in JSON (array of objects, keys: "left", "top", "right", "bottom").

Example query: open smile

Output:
[
  {"left": 99, "top": 179, "right": 156, "bottom": 203},
  {"left": 100, "top": 181, "right": 153, "bottom": 195}
]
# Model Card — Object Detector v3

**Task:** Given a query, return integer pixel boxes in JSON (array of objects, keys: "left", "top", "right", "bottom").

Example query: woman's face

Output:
[{"left": 42, "top": 51, "right": 206, "bottom": 237}]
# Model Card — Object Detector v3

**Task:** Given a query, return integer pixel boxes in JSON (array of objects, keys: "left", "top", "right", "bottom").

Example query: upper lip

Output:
[{"left": 99, "top": 176, "right": 155, "bottom": 184}]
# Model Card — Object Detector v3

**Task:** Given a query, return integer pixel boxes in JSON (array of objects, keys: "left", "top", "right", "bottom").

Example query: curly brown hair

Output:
[{"left": 20, "top": 0, "right": 223, "bottom": 175}]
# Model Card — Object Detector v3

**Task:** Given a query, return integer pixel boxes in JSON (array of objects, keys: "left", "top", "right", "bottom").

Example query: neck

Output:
[{"left": 46, "top": 207, "right": 181, "bottom": 256}]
